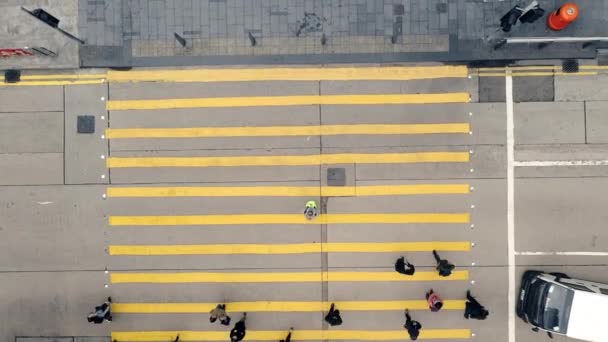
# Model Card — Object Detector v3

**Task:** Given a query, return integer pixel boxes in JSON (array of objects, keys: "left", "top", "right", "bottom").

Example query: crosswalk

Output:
[{"left": 104, "top": 65, "right": 477, "bottom": 341}]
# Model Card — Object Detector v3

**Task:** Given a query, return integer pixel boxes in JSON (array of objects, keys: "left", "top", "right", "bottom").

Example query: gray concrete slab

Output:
[
  {"left": 584, "top": 101, "right": 608, "bottom": 144},
  {"left": 555, "top": 75, "right": 608, "bottom": 102},
  {"left": 64, "top": 84, "right": 109, "bottom": 185},
  {"left": 513, "top": 76, "right": 554, "bottom": 103},
  {"left": 0, "top": 112, "right": 63, "bottom": 153},
  {"left": 0, "top": 271, "right": 109, "bottom": 342},
  {"left": 0, "top": 153, "right": 63, "bottom": 185},
  {"left": 514, "top": 102, "right": 585, "bottom": 145},
  {"left": 515, "top": 178, "right": 608, "bottom": 262},
  {"left": 0, "top": 185, "right": 107, "bottom": 271},
  {"left": 0, "top": 86, "right": 63, "bottom": 113}
]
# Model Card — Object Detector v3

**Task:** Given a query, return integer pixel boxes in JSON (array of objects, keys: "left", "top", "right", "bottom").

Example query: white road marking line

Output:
[
  {"left": 506, "top": 72, "right": 516, "bottom": 342},
  {"left": 516, "top": 251, "right": 608, "bottom": 256},
  {"left": 514, "top": 160, "right": 608, "bottom": 167}
]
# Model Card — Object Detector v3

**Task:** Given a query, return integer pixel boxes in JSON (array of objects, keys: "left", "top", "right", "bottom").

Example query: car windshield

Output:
[{"left": 538, "top": 282, "right": 574, "bottom": 334}]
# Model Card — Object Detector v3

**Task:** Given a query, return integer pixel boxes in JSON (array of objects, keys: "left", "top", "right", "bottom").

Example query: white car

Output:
[{"left": 517, "top": 270, "right": 608, "bottom": 342}]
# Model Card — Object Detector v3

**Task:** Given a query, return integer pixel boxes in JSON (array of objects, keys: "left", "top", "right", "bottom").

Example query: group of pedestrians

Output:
[
  {"left": 94, "top": 203, "right": 488, "bottom": 341},
  {"left": 394, "top": 251, "right": 490, "bottom": 340},
  {"left": 206, "top": 302, "right": 344, "bottom": 342}
]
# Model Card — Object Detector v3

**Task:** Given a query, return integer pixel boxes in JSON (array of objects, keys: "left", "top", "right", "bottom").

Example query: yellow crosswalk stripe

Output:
[
  {"left": 106, "top": 93, "right": 470, "bottom": 110},
  {"left": 105, "top": 123, "right": 470, "bottom": 139},
  {"left": 110, "top": 270, "right": 469, "bottom": 283},
  {"left": 106, "top": 152, "right": 470, "bottom": 168},
  {"left": 106, "top": 184, "right": 471, "bottom": 197},
  {"left": 112, "top": 300, "right": 466, "bottom": 313},
  {"left": 109, "top": 213, "right": 470, "bottom": 226},
  {"left": 107, "top": 65, "right": 469, "bottom": 83},
  {"left": 112, "top": 329, "right": 471, "bottom": 341},
  {"left": 109, "top": 241, "right": 471, "bottom": 255}
]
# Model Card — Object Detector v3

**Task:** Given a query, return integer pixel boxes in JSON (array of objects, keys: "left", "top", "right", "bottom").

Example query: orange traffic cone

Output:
[{"left": 547, "top": 2, "right": 579, "bottom": 31}]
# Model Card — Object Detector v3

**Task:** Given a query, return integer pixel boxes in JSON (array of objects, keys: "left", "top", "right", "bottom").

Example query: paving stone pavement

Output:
[{"left": 74, "top": 0, "right": 608, "bottom": 67}]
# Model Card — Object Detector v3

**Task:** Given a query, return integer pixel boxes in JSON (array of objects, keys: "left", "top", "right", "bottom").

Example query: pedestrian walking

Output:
[
  {"left": 304, "top": 200, "right": 318, "bottom": 220},
  {"left": 395, "top": 256, "right": 415, "bottom": 275},
  {"left": 324, "top": 303, "right": 343, "bottom": 326},
  {"left": 432, "top": 250, "right": 455, "bottom": 277},
  {"left": 404, "top": 309, "right": 422, "bottom": 341},
  {"left": 425, "top": 289, "right": 443, "bottom": 312},
  {"left": 230, "top": 313, "right": 247, "bottom": 342},
  {"left": 209, "top": 303, "right": 231, "bottom": 326},
  {"left": 465, "top": 290, "right": 489, "bottom": 320},
  {"left": 280, "top": 327, "right": 294, "bottom": 342},
  {"left": 87, "top": 297, "right": 112, "bottom": 324}
]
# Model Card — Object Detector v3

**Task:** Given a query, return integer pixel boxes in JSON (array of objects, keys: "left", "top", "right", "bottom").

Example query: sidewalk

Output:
[
  {"left": 0, "top": 0, "right": 79, "bottom": 70},
  {"left": 76, "top": 0, "right": 608, "bottom": 67},
  {"left": 1, "top": 0, "right": 607, "bottom": 69}
]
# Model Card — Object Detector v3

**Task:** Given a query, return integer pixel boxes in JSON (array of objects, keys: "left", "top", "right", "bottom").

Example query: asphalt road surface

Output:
[{"left": 1, "top": 65, "right": 608, "bottom": 342}]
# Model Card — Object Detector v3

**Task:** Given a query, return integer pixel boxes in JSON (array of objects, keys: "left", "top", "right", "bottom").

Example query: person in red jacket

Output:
[{"left": 426, "top": 289, "right": 443, "bottom": 312}]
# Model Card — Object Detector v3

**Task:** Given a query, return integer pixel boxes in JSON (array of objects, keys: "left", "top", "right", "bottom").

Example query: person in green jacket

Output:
[{"left": 304, "top": 200, "right": 318, "bottom": 220}]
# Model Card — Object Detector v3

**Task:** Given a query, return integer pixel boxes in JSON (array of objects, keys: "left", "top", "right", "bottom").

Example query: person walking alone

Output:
[
  {"left": 404, "top": 309, "right": 422, "bottom": 341},
  {"left": 87, "top": 297, "right": 112, "bottom": 324},
  {"left": 304, "top": 200, "right": 318, "bottom": 220},
  {"left": 426, "top": 289, "right": 443, "bottom": 312},
  {"left": 465, "top": 290, "right": 489, "bottom": 320},
  {"left": 432, "top": 250, "right": 455, "bottom": 277},
  {"left": 230, "top": 313, "right": 247, "bottom": 342},
  {"left": 209, "top": 303, "right": 231, "bottom": 326},
  {"left": 395, "top": 256, "right": 415, "bottom": 275},
  {"left": 280, "top": 327, "right": 294, "bottom": 342},
  {"left": 324, "top": 303, "right": 343, "bottom": 326}
]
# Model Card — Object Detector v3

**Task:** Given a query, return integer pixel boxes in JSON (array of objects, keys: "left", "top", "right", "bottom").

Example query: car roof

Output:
[{"left": 567, "top": 290, "right": 608, "bottom": 341}]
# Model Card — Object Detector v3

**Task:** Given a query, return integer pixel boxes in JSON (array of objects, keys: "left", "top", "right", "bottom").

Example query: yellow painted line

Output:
[
  {"left": 106, "top": 184, "right": 470, "bottom": 198},
  {"left": 106, "top": 93, "right": 471, "bottom": 110},
  {"left": 110, "top": 270, "right": 469, "bottom": 283},
  {"left": 112, "top": 300, "right": 466, "bottom": 313},
  {"left": 105, "top": 123, "right": 470, "bottom": 139},
  {"left": 107, "top": 66, "right": 469, "bottom": 83},
  {"left": 0, "top": 79, "right": 106, "bottom": 87},
  {"left": 112, "top": 329, "right": 471, "bottom": 341},
  {"left": 109, "top": 213, "right": 470, "bottom": 226},
  {"left": 109, "top": 241, "right": 471, "bottom": 255},
  {"left": 20, "top": 73, "right": 107, "bottom": 80},
  {"left": 106, "top": 152, "right": 470, "bottom": 168}
]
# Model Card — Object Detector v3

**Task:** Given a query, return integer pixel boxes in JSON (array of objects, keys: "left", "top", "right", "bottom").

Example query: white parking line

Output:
[
  {"left": 516, "top": 251, "right": 608, "bottom": 256},
  {"left": 514, "top": 160, "right": 608, "bottom": 167},
  {"left": 506, "top": 73, "right": 516, "bottom": 342}
]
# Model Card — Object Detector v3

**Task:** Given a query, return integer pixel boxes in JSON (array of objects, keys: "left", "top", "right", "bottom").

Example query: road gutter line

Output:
[
  {"left": 506, "top": 71, "right": 516, "bottom": 342},
  {"left": 516, "top": 251, "right": 608, "bottom": 256},
  {"left": 514, "top": 160, "right": 608, "bottom": 166}
]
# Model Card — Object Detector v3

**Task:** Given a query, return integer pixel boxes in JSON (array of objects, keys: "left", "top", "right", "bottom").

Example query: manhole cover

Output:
[
  {"left": 77, "top": 115, "right": 95, "bottom": 134},
  {"left": 4, "top": 70, "right": 20, "bottom": 83},
  {"left": 327, "top": 168, "right": 346, "bottom": 186},
  {"left": 562, "top": 59, "right": 579, "bottom": 73}
]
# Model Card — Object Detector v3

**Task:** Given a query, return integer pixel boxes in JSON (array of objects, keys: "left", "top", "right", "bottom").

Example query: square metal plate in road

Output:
[
  {"left": 77, "top": 115, "right": 95, "bottom": 134},
  {"left": 327, "top": 168, "right": 346, "bottom": 186}
]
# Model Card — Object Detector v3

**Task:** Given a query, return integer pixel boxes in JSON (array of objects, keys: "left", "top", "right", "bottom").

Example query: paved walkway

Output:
[{"left": 77, "top": 0, "right": 608, "bottom": 67}]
